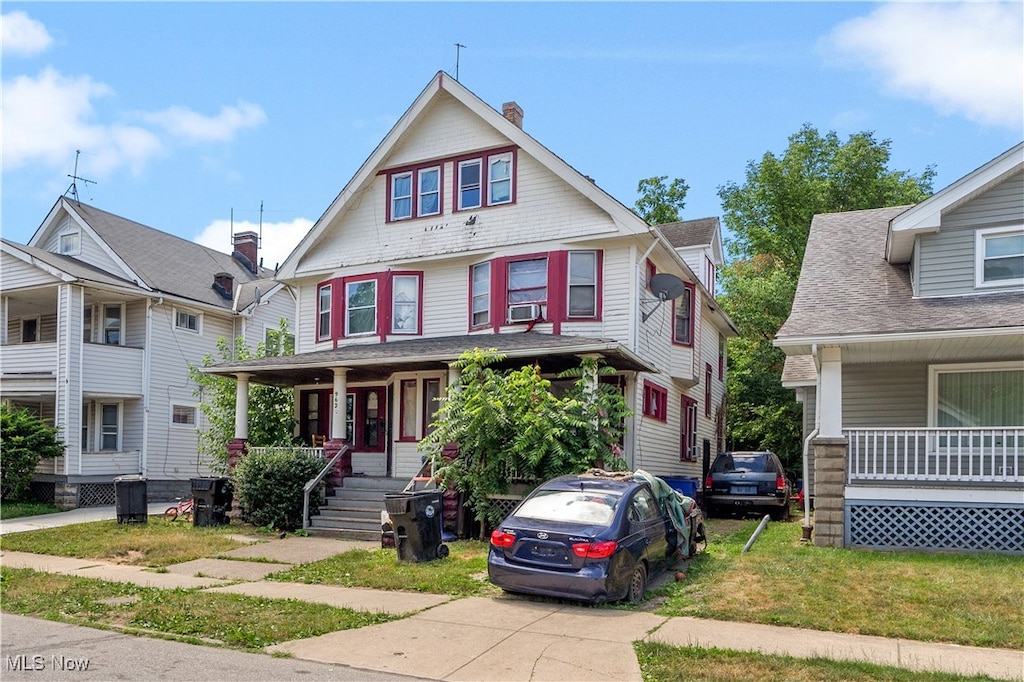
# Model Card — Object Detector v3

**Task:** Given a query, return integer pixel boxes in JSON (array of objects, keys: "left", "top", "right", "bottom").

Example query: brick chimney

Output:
[
  {"left": 232, "top": 231, "right": 258, "bottom": 274},
  {"left": 502, "top": 101, "right": 524, "bottom": 129},
  {"left": 213, "top": 272, "right": 234, "bottom": 300}
]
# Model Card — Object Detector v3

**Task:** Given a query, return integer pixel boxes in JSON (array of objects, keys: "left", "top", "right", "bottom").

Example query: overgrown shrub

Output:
[
  {"left": 1, "top": 405, "right": 64, "bottom": 501},
  {"left": 232, "top": 448, "right": 323, "bottom": 530}
]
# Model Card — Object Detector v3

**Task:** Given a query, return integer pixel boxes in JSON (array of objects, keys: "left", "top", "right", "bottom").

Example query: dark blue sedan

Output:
[{"left": 488, "top": 472, "right": 695, "bottom": 604}]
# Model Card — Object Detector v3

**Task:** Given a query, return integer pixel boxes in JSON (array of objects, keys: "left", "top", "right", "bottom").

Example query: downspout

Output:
[
  {"left": 802, "top": 343, "right": 821, "bottom": 537},
  {"left": 141, "top": 298, "right": 155, "bottom": 476}
]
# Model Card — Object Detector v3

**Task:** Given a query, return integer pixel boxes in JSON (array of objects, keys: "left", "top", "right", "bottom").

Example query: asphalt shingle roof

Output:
[
  {"left": 777, "top": 206, "right": 1024, "bottom": 339},
  {"left": 657, "top": 217, "right": 719, "bottom": 249}
]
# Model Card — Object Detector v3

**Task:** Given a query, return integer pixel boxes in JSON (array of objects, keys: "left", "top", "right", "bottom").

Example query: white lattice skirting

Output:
[{"left": 846, "top": 502, "right": 1024, "bottom": 554}]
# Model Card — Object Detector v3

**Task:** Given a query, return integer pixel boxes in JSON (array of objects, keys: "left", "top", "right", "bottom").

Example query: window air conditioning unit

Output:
[{"left": 507, "top": 303, "right": 542, "bottom": 323}]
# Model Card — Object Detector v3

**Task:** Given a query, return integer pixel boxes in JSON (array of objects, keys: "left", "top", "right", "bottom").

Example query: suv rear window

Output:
[{"left": 712, "top": 453, "right": 775, "bottom": 474}]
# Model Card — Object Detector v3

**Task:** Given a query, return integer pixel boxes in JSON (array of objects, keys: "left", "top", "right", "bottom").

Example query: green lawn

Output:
[{"left": 1, "top": 501, "right": 61, "bottom": 520}]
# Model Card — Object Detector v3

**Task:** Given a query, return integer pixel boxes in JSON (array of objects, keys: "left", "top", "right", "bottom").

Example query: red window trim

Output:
[
  {"left": 704, "top": 363, "right": 713, "bottom": 417},
  {"left": 680, "top": 395, "right": 698, "bottom": 461},
  {"left": 398, "top": 379, "right": 418, "bottom": 442},
  {"left": 451, "top": 145, "right": 518, "bottom": 213},
  {"left": 645, "top": 259, "right": 657, "bottom": 290},
  {"left": 321, "top": 271, "right": 425, "bottom": 343},
  {"left": 671, "top": 282, "right": 697, "bottom": 348},
  {"left": 382, "top": 161, "right": 444, "bottom": 223},
  {"left": 643, "top": 380, "right": 668, "bottom": 422}
]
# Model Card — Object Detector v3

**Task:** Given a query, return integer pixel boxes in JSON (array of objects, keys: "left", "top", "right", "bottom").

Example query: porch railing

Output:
[
  {"left": 846, "top": 428, "right": 1023, "bottom": 484},
  {"left": 246, "top": 446, "right": 324, "bottom": 459}
]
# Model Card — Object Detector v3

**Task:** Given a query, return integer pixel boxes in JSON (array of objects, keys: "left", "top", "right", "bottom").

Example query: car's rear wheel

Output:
[{"left": 626, "top": 562, "right": 647, "bottom": 604}]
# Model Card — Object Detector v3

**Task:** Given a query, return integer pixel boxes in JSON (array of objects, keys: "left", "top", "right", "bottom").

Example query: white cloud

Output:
[
  {"left": 141, "top": 101, "right": 267, "bottom": 144},
  {"left": 193, "top": 217, "right": 313, "bottom": 271},
  {"left": 1, "top": 11, "right": 52, "bottom": 57},
  {"left": 826, "top": 2, "right": 1024, "bottom": 130},
  {"left": 1, "top": 67, "right": 162, "bottom": 173}
]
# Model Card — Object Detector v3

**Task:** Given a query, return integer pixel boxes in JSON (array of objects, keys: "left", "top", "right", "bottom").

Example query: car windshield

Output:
[
  {"left": 713, "top": 454, "right": 771, "bottom": 474},
  {"left": 515, "top": 489, "right": 622, "bottom": 526}
]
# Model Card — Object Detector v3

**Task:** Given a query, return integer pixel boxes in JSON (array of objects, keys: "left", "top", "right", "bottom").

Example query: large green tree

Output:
[
  {"left": 635, "top": 176, "right": 690, "bottom": 224},
  {"left": 718, "top": 124, "right": 935, "bottom": 467}
]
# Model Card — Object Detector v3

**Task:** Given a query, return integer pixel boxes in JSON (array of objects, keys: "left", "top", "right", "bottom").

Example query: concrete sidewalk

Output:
[{"left": 2, "top": 520, "right": 1021, "bottom": 681}]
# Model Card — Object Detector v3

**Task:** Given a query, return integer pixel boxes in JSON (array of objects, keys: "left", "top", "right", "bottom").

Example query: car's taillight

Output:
[
  {"left": 571, "top": 540, "right": 617, "bottom": 559},
  {"left": 705, "top": 474, "right": 713, "bottom": 490},
  {"left": 490, "top": 529, "right": 515, "bottom": 548},
  {"left": 776, "top": 475, "right": 786, "bottom": 492}
]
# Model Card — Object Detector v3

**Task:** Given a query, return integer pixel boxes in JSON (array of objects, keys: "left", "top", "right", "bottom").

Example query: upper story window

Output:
[
  {"left": 100, "top": 403, "right": 120, "bottom": 450},
  {"left": 704, "top": 363, "right": 713, "bottom": 417},
  {"left": 672, "top": 282, "right": 696, "bottom": 346},
  {"left": 471, "top": 262, "right": 491, "bottom": 328},
  {"left": 508, "top": 257, "right": 548, "bottom": 305},
  {"left": 83, "top": 307, "right": 93, "bottom": 343},
  {"left": 386, "top": 164, "right": 442, "bottom": 222},
  {"left": 317, "top": 283, "right": 332, "bottom": 341},
  {"left": 59, "top": 232, "right": 81, "bottom": 255},
  {"left": 567, "top": 250, "right": 598, "bottom": 318},
  {"left": 976, "top": 226, "right": 1024, "bottom": 288},
  {"left": 391, "top": 274, "right": 421, "bottom": 334},
  {"left": 174, "top": 309, "right": 200, "bottom": 334},
  {"left": 21, "top": 317, "right": 39, "bottom": 343},
  {"left": 457, "top": 148, "right": 516, "bottom": 212},
  {"left": 346, "top": 279, "right": 377, "bottom": 336},
  {"left": 705, "top": 256, "right": 717, "bottom": 296},
  {"left": 643, "top": 380, "right": 668, "bottom": 422},
  {"left": 103, "top": 304, "right": 123, "bottom": 345}
]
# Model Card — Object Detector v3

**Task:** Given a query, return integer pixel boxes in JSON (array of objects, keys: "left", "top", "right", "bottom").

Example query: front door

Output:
[{"left": 300, "top": 387, "right": 386, "bottom": 454}]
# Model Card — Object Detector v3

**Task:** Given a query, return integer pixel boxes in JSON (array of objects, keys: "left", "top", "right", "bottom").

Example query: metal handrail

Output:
[{"left": 302, "top": 443, "right": 352, "bottom": 530}]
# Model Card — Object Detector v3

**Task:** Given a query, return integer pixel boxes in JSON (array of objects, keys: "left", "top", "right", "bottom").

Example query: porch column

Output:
[
  {"left": 233, "top": 373, "right": 251, "bottom": 439},
  {"left": 325, "top": 367, "right": 352, "bottom": 487},
  {"left": 330, "top": 367, "right": 348, "bottom": 440},
  {"left": 818, "top": 346, "right": 843, "bottom": 438}
]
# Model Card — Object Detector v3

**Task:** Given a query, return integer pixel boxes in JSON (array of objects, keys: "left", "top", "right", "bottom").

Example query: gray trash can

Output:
[
  {"left": 191, "top": 477, "right": 232, "bottom": 527},
  {"left": 384, "top": 490, "right": 448, "bottom": 562},
  {"left": 114, "top": 475, "right": 148, "bottom": 524}
]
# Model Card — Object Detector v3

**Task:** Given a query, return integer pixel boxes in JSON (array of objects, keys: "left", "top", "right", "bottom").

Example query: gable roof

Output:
[
  {"left": 658, "top": 217, "right": 720, "bottom": 249},
  {"left": 277, "top": 71, "right": 653, "bottom": 280},
  {"left": 886, "top": 142, "right": 1024, "bottom": 263},
  {"left": 26, "top": 198, "right": 274, "bottom": 311},
  {"left": 1, "top": 238, "right": 142, "bottom": 291},
  {"left": 776, "top": 205, "right": 1023, "bottom": 344}
]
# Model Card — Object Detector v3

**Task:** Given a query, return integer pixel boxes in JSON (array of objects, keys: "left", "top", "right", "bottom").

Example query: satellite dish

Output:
[
  {"left": 642, "top": 273, "right": 687, "bottom": 322},
  {"left": 252, "top": 286, "right": 262, "bottom": 307}
]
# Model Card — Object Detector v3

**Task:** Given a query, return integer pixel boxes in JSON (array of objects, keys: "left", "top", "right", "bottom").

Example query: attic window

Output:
[
  {"left": 59, "top": 232, "right": 80, "bottom": 255},
  {"left": 976, "top": 225, "right": 1024, "bottom": 288},
  {"left": 386, "top": 164, "right": 441, "bottom": 221}
]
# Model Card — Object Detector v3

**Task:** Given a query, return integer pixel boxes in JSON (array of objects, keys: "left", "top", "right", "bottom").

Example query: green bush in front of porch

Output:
[
  {"left": 421, "top": 350, "right": 630, "bottom": 530},
  {"left": 233, "top": 448, "right": 323, "bottom": 531},
  {"left": 0, "top": 404, "right": 65, "bottom": 502}
]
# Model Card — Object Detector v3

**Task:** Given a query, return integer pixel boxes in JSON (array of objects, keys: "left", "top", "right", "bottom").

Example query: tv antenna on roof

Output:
[
  {"left": 642, "top": 273, "right": 687, "bottom": 322},
  {"left": 454, "top": 42, "right": 466, "bottom": 81},
  {"left": 65, "top": 150, "right": 96, "bottom": 204}
]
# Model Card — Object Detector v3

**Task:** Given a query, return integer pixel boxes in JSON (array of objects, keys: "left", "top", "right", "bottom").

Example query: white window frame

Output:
[
  {"left": 390, "top": 274, "right": 420, "bottom": 334},
  {"left": 98, "top": 401, "right": 122, "bottom": 451},
  {"left": 59, "top": 231, "right": 81, "bottom": 256},
  {"left": 975, "top": 225, "right": 1024, "bottom": 288},
  {"left": 417, "top": 166, "right": 441, "bottom": 217},
  {"left": 927, "top": 361, "right": 1024, "bottom": 427},
  {"left": 171, "top": 404, "right": 197, "bottom": 427},
  {"left": 391, "top": 171, "right": 413, "bottom": 221},
  {"left": 317, "top": 283, "right": 332, "bottom": 341},
  {"left": 458, "top": 159, "right": 482, "bottom": 210},
  {"left": 567, "top": 250, "right": 598, "bottom": 318},
  {"left": 174, "top": 308, "right": 201, "bottom": 334},
  {"left": 471, "top": 262, "right": 491, "bottom": 328},
  {"left": 102, "top": 303, "right": 125, "bottom": 346},
  {"left": 487, "top": 152, "right": 513, "bottom": 205},
  {"left": 20, "top": 316, "right": 40, "bottom": 343},
  {"left": 345, "top": 279, "right": 377, "bottom": 336}
]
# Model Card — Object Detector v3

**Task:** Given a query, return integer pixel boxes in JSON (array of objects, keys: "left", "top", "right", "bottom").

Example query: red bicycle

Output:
[{"left": 163, "top": 497, "right": 194, "bottom": 523}]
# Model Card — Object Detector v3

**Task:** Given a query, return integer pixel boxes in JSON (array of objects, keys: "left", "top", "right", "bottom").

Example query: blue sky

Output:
[{"left": 3, "top": 2, "right": 1021, "bottom": 269}]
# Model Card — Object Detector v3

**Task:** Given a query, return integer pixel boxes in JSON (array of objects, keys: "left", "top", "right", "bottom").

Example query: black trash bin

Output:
[
  {"left": 114, "top": 475, "right": 148, "bottom": 524},
  {"left": 191, "top": 477, "right": 232, "bottom": 527},
  {"left": 384, "top": 490, "right": 448, "bottom": 562}
]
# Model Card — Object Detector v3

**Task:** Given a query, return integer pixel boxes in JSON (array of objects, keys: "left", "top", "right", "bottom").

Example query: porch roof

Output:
[{"left": 203, "top": 332, "right": 657, "bottom": 386}]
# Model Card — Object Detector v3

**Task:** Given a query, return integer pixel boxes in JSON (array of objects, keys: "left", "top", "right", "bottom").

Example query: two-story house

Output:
[
  {"left": 0, "top": 197, "right": 294, "bottom": 508},
  {"left": 206, "top": 72, "right": 737, "bottom": 532},
  {"left": 776, "top": 143, "right": 1024, "bottom": 554}
]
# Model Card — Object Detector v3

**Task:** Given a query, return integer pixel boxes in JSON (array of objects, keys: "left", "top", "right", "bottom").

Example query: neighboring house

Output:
[
  {"left": 776, "top": 143, "right": 1024, "bottom": 554},
  {"left": 0, "top": 197, "right": 295, "bottom": 508},
  {"left": 207, "top": 72, "right": 737, "bottom": 531}
]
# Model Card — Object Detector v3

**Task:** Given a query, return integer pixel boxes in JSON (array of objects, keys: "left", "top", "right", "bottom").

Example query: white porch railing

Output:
[
  {"left": 247, "top": 446, "right": 324, "bottom": 459},
  {"left": 846, "top": 428, "right": 1023, "bottom": 484}
]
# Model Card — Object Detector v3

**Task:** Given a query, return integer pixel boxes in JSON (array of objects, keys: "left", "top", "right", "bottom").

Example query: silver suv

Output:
[{"left": 704, "top": 451, "right": 791, "bottom": 520}]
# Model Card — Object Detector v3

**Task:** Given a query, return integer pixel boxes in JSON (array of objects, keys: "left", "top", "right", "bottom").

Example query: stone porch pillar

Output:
[{"left": 811, "top": 436, "right": 849, "bottom": 548}]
